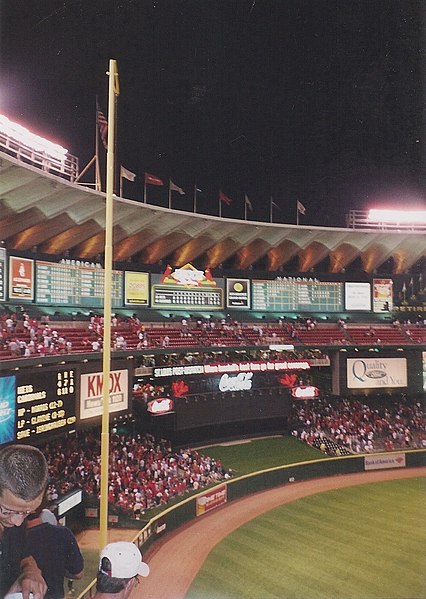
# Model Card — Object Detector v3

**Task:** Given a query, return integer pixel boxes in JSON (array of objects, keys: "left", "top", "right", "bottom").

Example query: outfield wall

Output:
[{"left": 78, "top": 449, "right": 426, "bottom": 598}]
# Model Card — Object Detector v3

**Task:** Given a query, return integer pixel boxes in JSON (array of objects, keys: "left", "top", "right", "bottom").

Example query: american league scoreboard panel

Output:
[{"left": 35, "top": 259, "right": 123, "bottom": 307}]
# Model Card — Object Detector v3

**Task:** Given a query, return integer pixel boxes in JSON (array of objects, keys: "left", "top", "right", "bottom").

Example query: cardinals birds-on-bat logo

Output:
[
  {"left": 278, "top": 373, "right": 298, "bottom": 388},
  {"left": 159, "top": 263, "right": 216, "bottom": 286},
  {"left": 171, "top": 380, "right": 189, "bottom": 397}
]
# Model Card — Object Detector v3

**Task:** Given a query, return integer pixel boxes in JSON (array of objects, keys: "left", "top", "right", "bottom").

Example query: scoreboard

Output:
[
  {"left": 36, "top": 260, "right": 123, "bottom": 307},
  {"left": 151, "top": 272, "right": 224, "bottom": 309},
  {"left": 0, "top": 361, "right": 131, "bottom": 446},
  {"left": 0, "top": 367, "right": 78, "bottom": 445},
  {"left": 252, "top": 279, "right": 343, "bottom": 312},
  {"left": 152, "top": 285, "right": 223, "bottom": 308}
]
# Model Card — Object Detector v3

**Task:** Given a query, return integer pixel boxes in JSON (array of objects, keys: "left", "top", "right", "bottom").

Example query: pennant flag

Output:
[
  {"left": 145, "top": 172, "right": 164, "bottom": 186},
  {"left": 402, "top": 282, "right": 407, "bottom": 293},
  {"left": 271, "top": 199, "right": 280, "bottom": 209},
  {"left": 219, "top": 191, "right": 233, "bottom": 205},
  {"left": 97, "top": 103, "right": 108, "bottom": 150},
  {"left": 120, "top": 166, "right": 136, "bottom": 182},
  {"left": 245, "top": 194, "right": 253, "bottom": 211},
  {"left": 297, "top": 200, "right": 306, "bottom": 215},
  {"left": 170, "top": 180, "right": 185, "bottom": 195}
]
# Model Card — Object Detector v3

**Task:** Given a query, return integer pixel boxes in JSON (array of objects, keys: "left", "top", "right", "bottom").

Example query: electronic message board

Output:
[{"left": 15, "top": 367, "right": 77, "bottom": 442}]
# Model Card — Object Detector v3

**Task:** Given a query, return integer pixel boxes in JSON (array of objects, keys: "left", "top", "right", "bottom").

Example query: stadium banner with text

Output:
[
  {"left": 364, "top": 453, "right": 406, "bottom": 470},
  {"left": 226, "top": 278, "right": 250, "bottom": 309},
  {"left": 80, "top": 368, "right": 129, "bottom": 420},
  {"left": 373, "top": 278, "right": 393, "bottom": 313},
  {"left": 346, "top": 357, "right": 407, "bottom": 389},
  {"left": 153, "top": 359, "right": 311, "bottom": 378},
  {"left": 196, "top": 484, "right": 227, "bottom": 517},
  {"left": 9, "top": 256, "right": 34, "bottom": 300},
  {"left": 124, "top": 271, "right": 149, "bottom": 305}
]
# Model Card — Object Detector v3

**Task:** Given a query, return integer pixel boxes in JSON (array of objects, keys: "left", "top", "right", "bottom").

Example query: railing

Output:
[
  {"left": 346, "top": 210, "right": 426, "bottom": 231},
  {"left": 0, "top": 131, "right": 79, "bottom": 182}
]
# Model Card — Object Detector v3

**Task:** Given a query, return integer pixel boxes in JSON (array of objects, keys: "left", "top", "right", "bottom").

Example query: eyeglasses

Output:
[{"left": 0, "top": 502, "right": 35, "bottom": 517}]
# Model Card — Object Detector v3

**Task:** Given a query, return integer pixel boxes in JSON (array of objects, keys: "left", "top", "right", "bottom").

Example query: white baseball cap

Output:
[{"left": 99, "top": 542, "right": 150, "bottom": 578}]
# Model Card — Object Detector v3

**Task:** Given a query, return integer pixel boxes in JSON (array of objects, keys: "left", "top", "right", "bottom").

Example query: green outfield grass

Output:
[
  {"left": 186, "top": 477, "right": 426, "bottom": 599},
  {"left": 202, "top": 436, "right": 325, "bottom": 475}
]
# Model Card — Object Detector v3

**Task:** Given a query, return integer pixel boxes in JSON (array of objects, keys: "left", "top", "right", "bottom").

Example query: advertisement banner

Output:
[
  {"left": 364, "top": 453, "right": 406, "bottom": 470},
  {"left": 423, "top": 351, "right": 426, "bottom": 392},
  {"left": 226, "top": 278, "right": 250, "bottom": 309},
  {"left": 196, "top": 484, "right": 227, "bottom": 517},
  {"left": 80, "top": 369, "right": 129, "bottom": 420},
  {"left": 344, "top": 282, "right": 371, "bottom": 311},
  {"left": 346, "top": 358, "right": 407, "bottom": 389},
  {"left": 153, "top": 359, "right": 310, "bottom": 378},
  {"left": 0, "top": 375, "right": 16, "bottom": 446},
  {"left": 373, "top": 278, "right": 393, "bottom": 313},
  {"left": 9, "top": 256, "right": 34, "bottom": 300},
  {"left": 0, "top": 247, "right": 6, "bottom": 301},
  {"left": 125, "top": 271, "right": 149, "bottom": 305}
]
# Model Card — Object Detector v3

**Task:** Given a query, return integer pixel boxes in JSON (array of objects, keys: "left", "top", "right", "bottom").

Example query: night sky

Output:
[{"left": 0, "top": 0, "right": 424, "bottom": 226}]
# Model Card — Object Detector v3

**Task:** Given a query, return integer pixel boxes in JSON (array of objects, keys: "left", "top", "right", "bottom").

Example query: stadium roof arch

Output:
[{"left": 0, "top": 154, "right": 425, "bottom": 274}]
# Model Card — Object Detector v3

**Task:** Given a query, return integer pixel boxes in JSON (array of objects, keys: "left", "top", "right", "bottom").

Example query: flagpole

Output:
[
  {"left": 95, "top": 96, "right": 102, "bottom": 191},
  {"left": 99, "top": 58, "right": 118, "bottom": 553},
  {"left": 270, "top": 196, "right": 273, "bottom": 223},
  {"left": 144, "top": 175, "right": 147, "bottom": 203},
  {"left": 296, "top": 201, "right": 299, "bottom": 226},
  {"left": 168, "top": 180, "right": 172, "bottom": 210},
  {"left": 119, "top": 169, "right": 123, "bottom": 197},
  {"left": 219, "top": 191, "right": 222, "bottom": 218},
  {"left": 194, "top": 184, "right": 197, "bottom": 213}
]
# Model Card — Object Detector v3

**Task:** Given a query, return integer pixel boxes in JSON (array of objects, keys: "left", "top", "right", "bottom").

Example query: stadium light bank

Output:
[
  {"left": 346, "top": 208, "right": 426, "bottom": 231},
  {"left": 0, "top": 113, "right": 79, "bottom": 181}
]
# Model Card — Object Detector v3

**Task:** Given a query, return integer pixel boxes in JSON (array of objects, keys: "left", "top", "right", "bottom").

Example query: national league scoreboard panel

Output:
[{"left": 252, "top": 278, "right": 344, "bottom": 312}]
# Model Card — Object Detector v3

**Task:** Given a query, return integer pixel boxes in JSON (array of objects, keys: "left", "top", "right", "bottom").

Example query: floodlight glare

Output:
[
  {"left": 0, "top": 113, "right": 68, "bottom": 160},
  {"left": 368, "top": 208, "right": 426, "bottom": 225}
]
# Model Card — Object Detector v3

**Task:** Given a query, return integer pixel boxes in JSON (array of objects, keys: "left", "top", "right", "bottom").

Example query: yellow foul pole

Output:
[{"left": 99, "top": 59, "right": 119, "bottom": 552}]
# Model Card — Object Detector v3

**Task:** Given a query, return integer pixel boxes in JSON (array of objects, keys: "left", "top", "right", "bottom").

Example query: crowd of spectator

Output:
[
  {"left": 39, "top": 430, "right": 232, "bottom": 519},
  {"left": 1, "top": 309, "right": 425, "bottom": 360},
  {"left": 292, "top": 395, "right": 425, "bottom": 454}
]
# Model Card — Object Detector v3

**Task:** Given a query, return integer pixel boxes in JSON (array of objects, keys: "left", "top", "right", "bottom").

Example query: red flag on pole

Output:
[
  {"left": 145, "top": 172, "right": 164, "bottom": 186},
  {"left": 219, "top": 191, "right": 233, "bottom": 205}
]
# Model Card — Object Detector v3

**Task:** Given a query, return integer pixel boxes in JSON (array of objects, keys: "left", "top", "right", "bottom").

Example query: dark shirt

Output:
[
  {"left": 26, "top": 523, "right": 84, "bottom": 599},
  {"left": 0, "top": 524, "right": 29, "bottom": 599}
]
